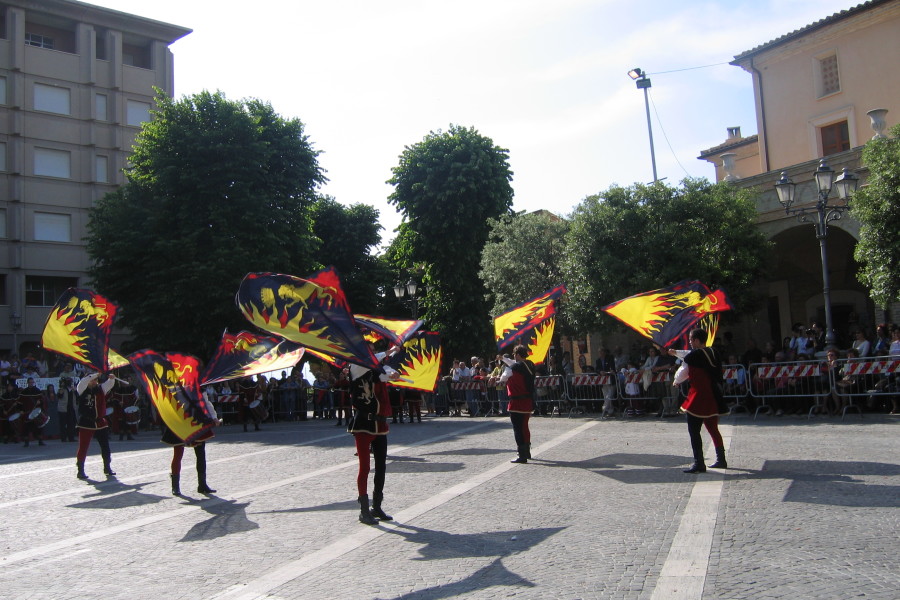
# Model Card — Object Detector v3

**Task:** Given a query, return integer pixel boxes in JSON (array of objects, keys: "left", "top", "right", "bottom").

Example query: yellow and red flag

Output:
[
  {"left": 235, "top": 267, "right": 379, "bottom": 369},
  {"left": 354, "top": 314, "right": 423, "bottom": 346},
  {"left": 523, "top": 316, "right": 555, "bottom": 364},
  {"left": 40, "top": 288, "right": 118, "bottom": 372},
  {"left": 128, "top": 350, "right": 216, "bottom": 444},
  {"left": 602, "top": 280, "right": 732, "bottom": 348},
  {"left": 201, "top": 330, "right": 305, "bottom": 386},
  {"left": 386, "top": 331, "right": 443, "bottom": 392},
  {"left": 494, "top": 285, "right": 567, "bottom": 350}
]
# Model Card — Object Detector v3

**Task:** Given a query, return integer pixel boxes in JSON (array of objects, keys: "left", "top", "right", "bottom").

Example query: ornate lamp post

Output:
[
  {"left": 627, "top": 67, "right": 658, "bottom": 182},
  {"left": 9, "top": 311, "right": 22, "bottom": 355},
  {"left": 393, "top": 279, "right": 422, "bottom": 319},
  {"left": 774, "top": 159, "right": 859, "bottom": 347}
]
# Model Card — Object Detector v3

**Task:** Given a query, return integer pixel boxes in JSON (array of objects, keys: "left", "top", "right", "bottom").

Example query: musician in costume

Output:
[
  {"left": 333, "top": 366, "right": 351, "bottom": 427},
  {"left": 18, "top": 377, "right": 46, "bottom": 447},
  {"left": 163, "top": 389, "right": 218, "bottom": 496},
  {"left": 347, "top": 347, "right": 400, "bottom": 525},
  {"left": 56, "top": 377, "right": 77, "bottom": 443},
  {"left": 670, "top": 328, "right": 728, "bottom": 474},
  {"left": 499, "top": 345, "right": 536, "bottom": 464},
  {"left": 112, "top": 376, "right": 139, "bottom": 441},
  {"left": 75, "top": 372, "right": 116, "bottom": 479},
  {"left": 237, "top": 376, "right": 261, "bottom": 432}
]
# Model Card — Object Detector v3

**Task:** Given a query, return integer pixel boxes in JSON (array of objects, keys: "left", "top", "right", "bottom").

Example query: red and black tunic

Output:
[
  {"left": 505, "top": 360, "right": 536, "bottom": 414},
  {"left": 347, "top": 368, "right": 392, "bottom": 436},
  {"left": 680, "top": 347, "right": 727, "bottom": 418}
]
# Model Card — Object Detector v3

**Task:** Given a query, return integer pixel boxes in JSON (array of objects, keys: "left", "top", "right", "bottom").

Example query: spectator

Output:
[
  {"left": 595, "top": 348, "right": 617, "bottom": 417},
  {"left": 851, "top": 330, "right": 871, "bottom": 358},
  {"left": 560, "top": 352, "right": 575, "bottom": 376},
  {"left": 741, "top": 339, "right": 763, "bottom": 368},
  {"left": 872, "top": 324, "right": 890, "bottom": 356}
]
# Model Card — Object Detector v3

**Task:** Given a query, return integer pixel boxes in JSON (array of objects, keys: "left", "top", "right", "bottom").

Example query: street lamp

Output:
[
  {"left": 9, "top": 311, "right": 21, "bottom": 355},
  {"left": 393, "top": 279, "right": 422, "bottom": 319},
  {"left": 627, "top": 67, "right": 658, "bottom": 182},
  {"left": 774, "top": 159, "right": 859, "bottom": 347}
]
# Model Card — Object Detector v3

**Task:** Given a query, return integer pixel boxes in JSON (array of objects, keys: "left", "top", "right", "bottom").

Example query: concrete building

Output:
[
  {"left": 699, "top": 0, "right": 899, "bottom": 348},
  {"left": 0, "top": 0, "right": 190, "bottom": 356}
]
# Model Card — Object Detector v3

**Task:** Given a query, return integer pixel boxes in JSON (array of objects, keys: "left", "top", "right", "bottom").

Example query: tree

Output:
[
  {"left": 479, "top": 210, "right": 570, "bottom": 321},
  {"left": 87, "top": 90, "right": 325, "bottom": 359},
  {"left": 562, "top": 178, "right": 772, "bottom": 334},
  {"left": 853, "top": 123, "right": 900, "bottom": 309},
  {"left": 310, "top": 196, "right": 384, "bottom": 314},
  {"left": 387, "top": 125, "right": 514, "bottom": 359}
]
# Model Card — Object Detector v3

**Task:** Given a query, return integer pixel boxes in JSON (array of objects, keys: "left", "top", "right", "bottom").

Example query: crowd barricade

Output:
[
  {"left": 435, "top": 379, "right": 451, "bottom": 416},
  {"left": 534, "top": 375, "right": 567, "bottom": 417},
  {"left": 213, "top": 394, "right": 241, "bottom": 424},
  {"left": 567, "top": 373, "right": 615, "bottom": 415},
  {"left": 616, "top": 371, "right": 660, "bottom": 417},
  {"left": 749, "top": 359, "right": 829, "bottom": 419},
  {"left": 450, "top": 380, "right": 488, "bottom": 416},
  {"left": 831, "top": 355, "right": 900, "bottom": 419},
  {"left": 723, "top": 364, "right": 750, "bottom": 414}
]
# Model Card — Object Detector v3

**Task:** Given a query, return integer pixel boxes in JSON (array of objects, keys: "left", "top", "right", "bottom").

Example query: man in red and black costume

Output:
[
  {"left": 347, "top": 347, "right": 400, "bottom": 525},
  {"left": 237, "top": 377, "right": 261, "bottom": 432},
  {"left": 500, "top": 345, "right": 536, "bottom": 464},
  {"left": 18, "top": 378, "right": 46, "bottom": 447},
  {"left": 164, "top": 388, "right": 218, "bottom": 496},
  {"left": 75, "top": 372, "right": 116, "bottom": 480},
  {"left": 670, "top": 328, "right": 729, "bottom": 474}
]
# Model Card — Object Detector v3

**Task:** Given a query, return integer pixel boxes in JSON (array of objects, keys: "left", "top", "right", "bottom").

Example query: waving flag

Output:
[
  {"left": 386, "top": 331, "right": 443, "bottom": 392},
  {"left": 354, "top": 315, "right": 423, "bottom": 346},
  {"left": 524, "top": 317, "right": 556, "bottom": 364},
  {"left": 235, "top": 267, "right": 379, "bottom": 369},
  {"left": 129, "top": 350, "right": 216, "bottom": 444},
  {"left": 41, "top": 289, "right": 118, "bottom": 372},
  {"left": 494, "top": 285, "right": 567, "bottom": 350},
  {"left": 602, "top": 280, "right": 732, "bottom": 348},
  {"left": 201, "top": 330, "right": 305, "bottom": 386}
]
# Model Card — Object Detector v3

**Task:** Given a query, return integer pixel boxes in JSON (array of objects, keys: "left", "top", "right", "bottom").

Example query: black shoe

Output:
[
  {"left": 683, "top": 463, "right": 706, "bottom": 474},
  {"left": 127, "top": 435, "right": 135, "bottom": 441},
  {"left": 510, "top": 457, "right": 528, "bottom": 464},
  {"left": 23, "top": 441, "right": 29, "bottom": 447},
  {"left": 254, "top": 425, "right": 260, "bottom": 431},
  {"left": 198, "top": 484, "right": 216, "bottom": 494},
  {"left": 38, "top": 440, "right": 45, "bottom": 446}
]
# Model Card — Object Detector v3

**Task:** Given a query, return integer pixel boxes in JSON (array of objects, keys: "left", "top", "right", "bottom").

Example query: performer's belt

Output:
[{"left": 509, "top": 394, "right": 532, "bottom": 400}]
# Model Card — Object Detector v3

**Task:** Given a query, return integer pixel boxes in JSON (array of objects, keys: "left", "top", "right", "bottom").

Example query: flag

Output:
[
  {"left": 354, "top": 314, "right": 423, "bottom": 346},
  {"left": 385, "top": 331, "right": 443, "bottom": 392},
  {"left": 494, "top": 285, "right": 567, "bottom": 350},
  {"left": 235, "top": 267, "right": 379, "bottom": 369},
  {"left": 201, "top": 330, "right": 305, "bottom": 386},
  {"left": 128, "top": 350, "right": 216, "bottom": 444},
  {"left": 602, "top": 280, "right": 732, "bottom": 348},
  {"left": 40, "top": 288, "right": 118, "bottom": 372},
  {"left": 523, "top": 317, "right": 555, "bottom": 364}
]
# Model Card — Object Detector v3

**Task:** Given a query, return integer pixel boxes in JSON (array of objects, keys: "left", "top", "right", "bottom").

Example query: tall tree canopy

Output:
[
  {"left": 563, "top": 178, "right": 772, "bottom": 334},
  {"left": 480, "top": 211, "right": 570, "bottom": 324},
  {"left": 310, "top": 195, "right": 383, "bottom": 314},
  {"left": 853, "top": 123, "right": 900, "bottom": 309},
  {"left": 87, "top": 90, "right": 325, "bottom": 358},
  {"left": 387, "top": 124, "right": 514, "bottom": 359}
]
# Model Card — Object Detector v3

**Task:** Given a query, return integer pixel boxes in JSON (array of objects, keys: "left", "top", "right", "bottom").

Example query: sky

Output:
[{"left": 89, "top": 0, "right": 858, "bottom": 245}]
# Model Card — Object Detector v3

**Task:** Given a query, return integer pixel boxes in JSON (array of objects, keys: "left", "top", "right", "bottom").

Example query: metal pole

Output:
[
  {"left": 642, "top": 86, "right": 658, "bottom": 182},
  {"left": 816, "top": 200, "right": 836, "bottom": 347}
]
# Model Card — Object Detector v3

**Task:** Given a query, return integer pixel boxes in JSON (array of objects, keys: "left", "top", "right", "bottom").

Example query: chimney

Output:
[{"left": 726, "top": 126, "right": 741, "bottom": 140}]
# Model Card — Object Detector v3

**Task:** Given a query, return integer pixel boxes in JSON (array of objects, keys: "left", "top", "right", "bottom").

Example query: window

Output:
[
  {"left": 34, "top": 83, "right": 70, "bottom": 115},
  {"left": 0, "top": 76, "right": 6, "bottom": 105},
  {"left": 821, "top": 121, "right": 850, "bottom": 156},
  {"left": 126, "top": 100, "right": 151, "bottom": 127},
  {"left": 817, "top": 54, "right": 840, "bottom": 97},
  {"left": 95, "top": 93, "right": 107, "bottom": 121},
  {"left": 0, "top": 208, "right": 6, "bottom": 238},
  {"left": 95, "top": 155, "right": 108, "bottom": 183},
  {"left": 26, "top": 276, "right": 78, "bottom": 307},
  {"left": 34, "top": 147, "right": 70, "bottom": 178},
  {"left": 24, "top": 33, "right": 54, "bottom": 49},
  {"left": 34, "top": 212, "right": 71, "bottom": 242},
  {"left": 0, "top": 275, "right": 6, "bottom": 306},
  {"left": 0, "top": 142, "right": 6, "bottom": 171}
]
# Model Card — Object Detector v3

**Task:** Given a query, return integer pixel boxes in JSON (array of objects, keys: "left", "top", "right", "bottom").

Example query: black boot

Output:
[
  {"left": 76, "top": 461, "right": 88, "bottom": 480},
  {"left": 525, "top": 443, "right": 532, "bottom": 460},
  {"left": 683, "top": 462, "right": 706, "bottom": 474},
  {"left": 358, "top": 494, "right": 377, "bottom": 525},
  {"left": 38, "top": 438, "right": 45, "bottom": 446},
  {"left": 510, "top": 444, "right": 528, "bottom": 464},
  {"left": 370, "top": 492, "right": 393, "bottom": 521},
  {"left": 103, "top": 458, "right": 116, "bottom": 477},
  {"left": 243, "top": 424, "right": 248, "bottom": 432},
  {"left": 171, "top": 473, "right": 181, "bottom": 496},
  {"left": 709, "top": 447, "right": 728, "bottom": 469},
  {"left": 196, "top": 445, "right": 216, "bottom": 494}
]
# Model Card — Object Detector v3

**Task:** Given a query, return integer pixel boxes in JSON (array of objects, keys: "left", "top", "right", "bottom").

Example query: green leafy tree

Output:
[
  {"left": 87, "top": 90, "right": 325, "bottom": 358},
  {"left": 310, "top": 196, "right": 383, "bottom": 314},
  {"left": 563, "top": 178, "right": 772, "bottom": 334},
  {"left": 387, "top": 125, "right": 514, "bottom": 359},
  {"left": 479, "top": 211, "right": 570, "bottom": 326},
  {"left": 853, "top": 124, "right": 900, "bottom": 308}
]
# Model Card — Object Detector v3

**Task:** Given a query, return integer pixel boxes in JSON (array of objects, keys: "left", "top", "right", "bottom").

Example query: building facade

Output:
[
  {"left": 0, "top": 0, "right": 190, "bottom": 355},
  {"left": 699, "top": 0, "right": 899, "bottom": 348}
]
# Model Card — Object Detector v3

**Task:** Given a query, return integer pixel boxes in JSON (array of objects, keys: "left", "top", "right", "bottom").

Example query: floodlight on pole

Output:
[{"left": 627, "top": 67, "right": 658, "bottom": 182}]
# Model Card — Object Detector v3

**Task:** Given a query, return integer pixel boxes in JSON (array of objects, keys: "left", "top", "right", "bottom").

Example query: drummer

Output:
[
  {"left": 1, "top": 380, "right": 21, "bottom": 444},
  {"left": 112, "top": 376, "right": 139, "bottom": 441},
  {"left": 237, "top": 376, "right": 261, "bottom": 432},
  {"left": 18, "top": 377, "right": 47, "bottom": 447}
]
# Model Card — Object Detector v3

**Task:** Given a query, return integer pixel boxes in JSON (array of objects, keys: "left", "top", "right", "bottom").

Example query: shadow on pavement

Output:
[
  {"left": 179, "top": 498, "right": 258, "bottom": 542},
  {"left": 374, "top": 557, "right": 535, "bottom": 600}
]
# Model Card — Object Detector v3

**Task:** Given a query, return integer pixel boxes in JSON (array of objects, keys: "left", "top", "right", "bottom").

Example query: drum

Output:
[
  {"left": 28, "top": 408, "right": 50, "bottom": 428},
  {"left": 124, "top": 405, "right": 141, "bottom": 426},
  {"left": 8, "top": 411, "right": 21, "bottom": 423},
  {"left": 248, "top": 399, "right": 268, "bottom": 422}
]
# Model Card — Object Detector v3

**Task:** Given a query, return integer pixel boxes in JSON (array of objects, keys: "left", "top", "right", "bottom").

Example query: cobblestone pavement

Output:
[{"left": 0, "top": 413, "right": 896, "bottom": 599}]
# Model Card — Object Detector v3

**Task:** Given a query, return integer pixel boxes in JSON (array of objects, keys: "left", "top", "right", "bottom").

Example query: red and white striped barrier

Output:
[
  {"left": 570, "top": 374, "right": 612, "bottom": 386},
  {"left": 450, "top": 381, "right": 486, "bottom": 390},
  {"left": 214, "top": 395, "right": 241, "bottom": 403},
  {"left": 535, "top": 376, "right": 562, "bottom": 387},
  {"left": 755, "top": 364, "right": 821, "bottom": 378},
  {"left": 843, "top": 359, "right": 900, "bottom": 376}
]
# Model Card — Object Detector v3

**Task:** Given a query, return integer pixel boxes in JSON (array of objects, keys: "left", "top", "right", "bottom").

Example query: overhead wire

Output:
[{"left": 647, "top": 88, "right": 693, "bottom": 179}]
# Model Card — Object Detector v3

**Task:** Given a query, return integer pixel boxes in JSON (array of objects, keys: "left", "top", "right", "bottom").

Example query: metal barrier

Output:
[
  {"left": 831, "top": 355, "right": 899, "bottom": 419},
  {"left": 534, "top": 375, "right": 567, "bottom": 417},
  {"left": 749, "top": 359, "right": 830, "bottom": 419},
  {"left": 723, "top": 364, "right": 749, "bottom": 414},
  {"left": 566, "top": 373, "right": 615, "bottom": 416},
  {"left": 449, "top": 380, "right": 488, "bottom": 416}
]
